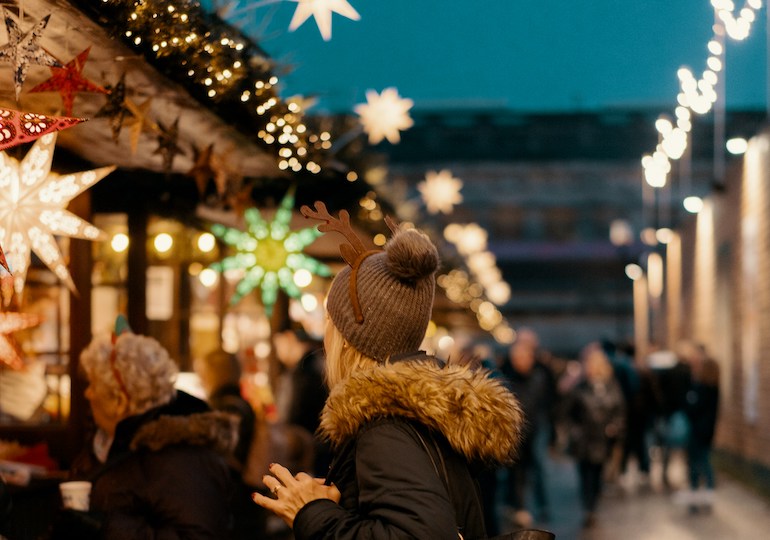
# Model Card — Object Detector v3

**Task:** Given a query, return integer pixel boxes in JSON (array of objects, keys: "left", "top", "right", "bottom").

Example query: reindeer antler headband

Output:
[{"left": 300, "top": 201, "right": 399, "bottom": 324}]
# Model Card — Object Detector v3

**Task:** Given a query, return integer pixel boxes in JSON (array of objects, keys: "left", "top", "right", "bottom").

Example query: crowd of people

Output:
[
  {"left": 468, "top": 331, "right": 721, "bottom": 532},
  {"left": 25, "top": 206, "right": 719, "bottom": 540}
]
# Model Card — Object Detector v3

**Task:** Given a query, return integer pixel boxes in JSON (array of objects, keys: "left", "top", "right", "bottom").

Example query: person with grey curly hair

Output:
[
  {"left": 56, "top": 328, "right": 238, "bottom": 540},
  {"left": 253, "top": 202, "right": 526, "bottom": 539}
]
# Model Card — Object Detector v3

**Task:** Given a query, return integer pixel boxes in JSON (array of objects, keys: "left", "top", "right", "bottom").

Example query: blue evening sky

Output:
[{"left": 215, "top": 1, "right": 768, "bottom": 114}]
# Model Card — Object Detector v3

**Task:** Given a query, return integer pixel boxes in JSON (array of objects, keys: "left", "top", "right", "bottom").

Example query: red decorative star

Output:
[
  {"left": 0, "top": 243, "right": 9, "bottom": 273},
  {"left": 28, "top": 47, "right": 108, "bottom": 117},
  {"left": 0, "top": 310, "right": 41, "bottom": 370},
  {"left": 0, "top": 106, "right": 85, "bottom": 151}
]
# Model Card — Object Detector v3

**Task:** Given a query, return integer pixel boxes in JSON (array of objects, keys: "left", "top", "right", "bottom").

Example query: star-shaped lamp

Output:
[
  {"left": 354, "top": 87, "right": 414, "bottom": 144},
  {"left": 154, "top": 117, "right": 184, "bottom": 173},
  {"left": 0, "top": 9, "right": 62, "bottom": 100},
  {"left": 289, "top": 0, "right": 360, "bottom": 41},
  {"left": 210, "top": 189, "right": 331, "bottom": 315},
  {"left": 418, "top": 169, "right": 463, "bottom": 215},
  {"left": 124, "top": 97, "right": 158, "bottom": 155},
  {"left": 0, "top": 107, "right": 86, "bottom": 152},
  {"left": 28, "top": 47, "right": 109, "bottom": 116},
  {"left": 0, "top": 133, "right": 115, "bottom": 297},
  {"left": 95, "top": 73, "right": 128, "bottom": 142},
  {"left": 0, "top": 310, "right": 41, "bottom": 370}
]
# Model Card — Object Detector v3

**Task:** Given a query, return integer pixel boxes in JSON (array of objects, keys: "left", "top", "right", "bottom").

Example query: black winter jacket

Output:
[
  {"left": 293, "top": 353, "right": 524, "bottom": 540},
  {"left": 71, "top": 391, "right": 237, "bottom": 540}
]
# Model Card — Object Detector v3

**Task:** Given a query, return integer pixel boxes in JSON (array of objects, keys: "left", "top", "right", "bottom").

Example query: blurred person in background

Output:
[
  {"left": 683, "top": 344, "right": 720, "bottom": 513},
  {"left": 501, "top": 332, "right": 554, "bottom": 527},
  {"left": 272, "top": 327, "right": 330, "bottom": 476},
  {"left": 196, "top": 349, "right": 267, "bottom": 539},
  {"left": 53, "top": 325, "right": 235, "bottom": 540},
  {"left": 566, "top": 343, "right": 625, "bottom": 528}
]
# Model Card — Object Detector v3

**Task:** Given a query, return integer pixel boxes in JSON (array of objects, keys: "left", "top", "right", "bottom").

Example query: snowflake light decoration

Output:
[
  {"left": 210, "top": 190, "right": 331, "bottom": 315},
  {"left": 289, "top": 0, "right": 360, "bottom": 41},
  {"left": 418, "top": 169, "right": 463, "bottom": 215},
  {"left": 354, "top": 87, "right": 414, "bottom": 144},
  {"left": 0, "top": 133, "right": 114, "bottom": 297}
]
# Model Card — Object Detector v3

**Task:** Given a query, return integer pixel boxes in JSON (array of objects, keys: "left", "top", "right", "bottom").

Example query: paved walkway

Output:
[{"left": 502, "top": 450, "right": 770, "bottom": 540}]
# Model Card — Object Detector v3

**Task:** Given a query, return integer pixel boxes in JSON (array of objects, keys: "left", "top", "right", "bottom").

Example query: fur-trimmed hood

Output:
[
  {"left": 319, "top": 355, "right": 524, "bottom": 464},
  {"left": 130, "top": 410, "right": 239, "bottom": 454}
]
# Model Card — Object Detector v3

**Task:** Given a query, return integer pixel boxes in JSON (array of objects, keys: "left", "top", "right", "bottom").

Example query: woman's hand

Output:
[{"left": 252, "top": 463, "right": 341, "bottom": 527}]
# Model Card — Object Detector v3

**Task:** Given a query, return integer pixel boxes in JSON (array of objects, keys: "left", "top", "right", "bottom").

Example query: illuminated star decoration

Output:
[
  {"left": 354, "top": 87, "right": 414, "bottom": 144},
  {"left": 0, "top": 107, "right": 85, "bottom": 152},
  {"left": 28, "top": 47, "right": 109, "bottom": 116},
  {"left": 289, "top": 0, "right": 360, "bottom": 41},
  {"left": 154, "top": 117, "right": 184, "bottom": 173},
  {"left": 210, "top": 189, "right": 331, "bottom": 316},
  {"left": 124, "top": 97, "right": 157, "bottom": 155},
  {"left": 0, "top": 132, "right": 114, "bottom": 297},
  {"left": 0, "top": 310, "right": 41, "bottom": 369},
  {"left": 418, "top": 169, "right": 464, "bottom": 215},
  {"left": 0, "top": 9, "right": 61, "bottom": 101},
  {"left": 95, "top": 73, "right": 128, "bottom": 142}
]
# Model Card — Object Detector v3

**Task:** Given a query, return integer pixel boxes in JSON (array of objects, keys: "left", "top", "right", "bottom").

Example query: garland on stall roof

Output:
[{"left": 74, "top": 0, "right": 332, "bottom": 176}]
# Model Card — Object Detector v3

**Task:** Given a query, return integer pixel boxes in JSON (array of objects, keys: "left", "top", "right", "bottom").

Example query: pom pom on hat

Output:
[{"left": 326, "top": 227, "right": 439, "bottom": 362}]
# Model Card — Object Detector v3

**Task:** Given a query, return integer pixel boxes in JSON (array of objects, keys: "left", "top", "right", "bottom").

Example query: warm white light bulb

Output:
[
  {"left": 726, "top": 137, "right": 748, "bottom": 155},
  {"left": 625, "top": 263, "right": 643, "bottom": 281},
  {"left": 198, "top": 232, "right": 216, "bottom": 252},
  {"left": 199, "top": 268, "right": 219, "bottom": 288},
  {"left": 111, "top": 233, "right": 129, "bottom": 253},
  {"left": 154, "top": 233, "right": 173, "bottom": 253},
  {"left": 293, "top": 268, "right": 313, "bottom": 288},
  {"left": 683, "top": 196, "right": 704, "bottom": 214}
]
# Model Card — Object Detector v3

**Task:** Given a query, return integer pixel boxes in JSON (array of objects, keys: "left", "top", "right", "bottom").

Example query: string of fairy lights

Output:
[
  {"left": 641, "top": 0, "right": 762, "bottom": 210},
  {"left": 85, "top": 0, "right": 330, "bottom": 174}
]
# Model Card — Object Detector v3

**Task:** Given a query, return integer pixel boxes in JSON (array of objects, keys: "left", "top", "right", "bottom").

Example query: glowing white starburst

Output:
[
  {"left": 0, "top": 133, "right": 114, "bottom": 296},
  {"left": 354, "top": 87, "right": 414, "bottom": 145},
  {"left": 418, "top": 169, "right": 463, "bottom": 215},
  {"left": 289, "top": 0, "right": 360, "bottom": 41}
]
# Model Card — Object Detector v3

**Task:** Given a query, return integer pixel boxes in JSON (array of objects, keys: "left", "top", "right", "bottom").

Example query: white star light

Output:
[
  {"left": 355, "top": 87, "right": 414, "bottom": 145},
  {"left": 289, "top": 0, "right": 360, "bottom": 41},
  {"left": 0, "top": 133, "right": 114, "bottom": 296},
  {"left": 418, "top": 169, "right": 463, "bottom": 214}
]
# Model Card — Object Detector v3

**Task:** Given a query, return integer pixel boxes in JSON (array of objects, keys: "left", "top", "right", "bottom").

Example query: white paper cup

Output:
[{"left": 59, "top": 481, "right": 91, "bottom": 511}]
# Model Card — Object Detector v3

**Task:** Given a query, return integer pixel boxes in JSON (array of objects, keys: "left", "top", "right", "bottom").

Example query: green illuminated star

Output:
[{"left": 210, "top": 190, "right": 331, "bottom": 315}]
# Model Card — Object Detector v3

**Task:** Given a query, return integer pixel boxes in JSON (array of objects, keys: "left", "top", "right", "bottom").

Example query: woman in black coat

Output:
[
  {"left": 57, "top": 328, "right": 236, "bottom": 540},
  {"left": 253, "top": 205, "right": 525, "bottom": 539}
]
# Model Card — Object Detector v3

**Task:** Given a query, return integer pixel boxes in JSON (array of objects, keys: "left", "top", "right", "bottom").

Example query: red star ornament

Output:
[
  {"left": 28, "top": 47, "right": 108, "bottom": 117},
  {"left": 0, "top": 243, "right": 9, "bottom": 273},
  {"left": 0, "top": 107, "right": 85, "bottom": 151},
  {"left": 0, "top": 310, "right": 41, "bottom": 370}
]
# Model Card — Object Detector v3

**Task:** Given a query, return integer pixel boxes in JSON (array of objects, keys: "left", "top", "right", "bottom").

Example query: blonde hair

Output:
[
  {"left": 80, "top": 333, "right": 178, "bottom": 416},
  {"left": 324, "top": 320, "right": 379, "bottom": 388}
]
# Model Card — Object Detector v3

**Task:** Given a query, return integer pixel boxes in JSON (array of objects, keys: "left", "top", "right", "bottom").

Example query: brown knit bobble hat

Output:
[{"left": 326, "top": 228, "right": 439, "bottom": 362}]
